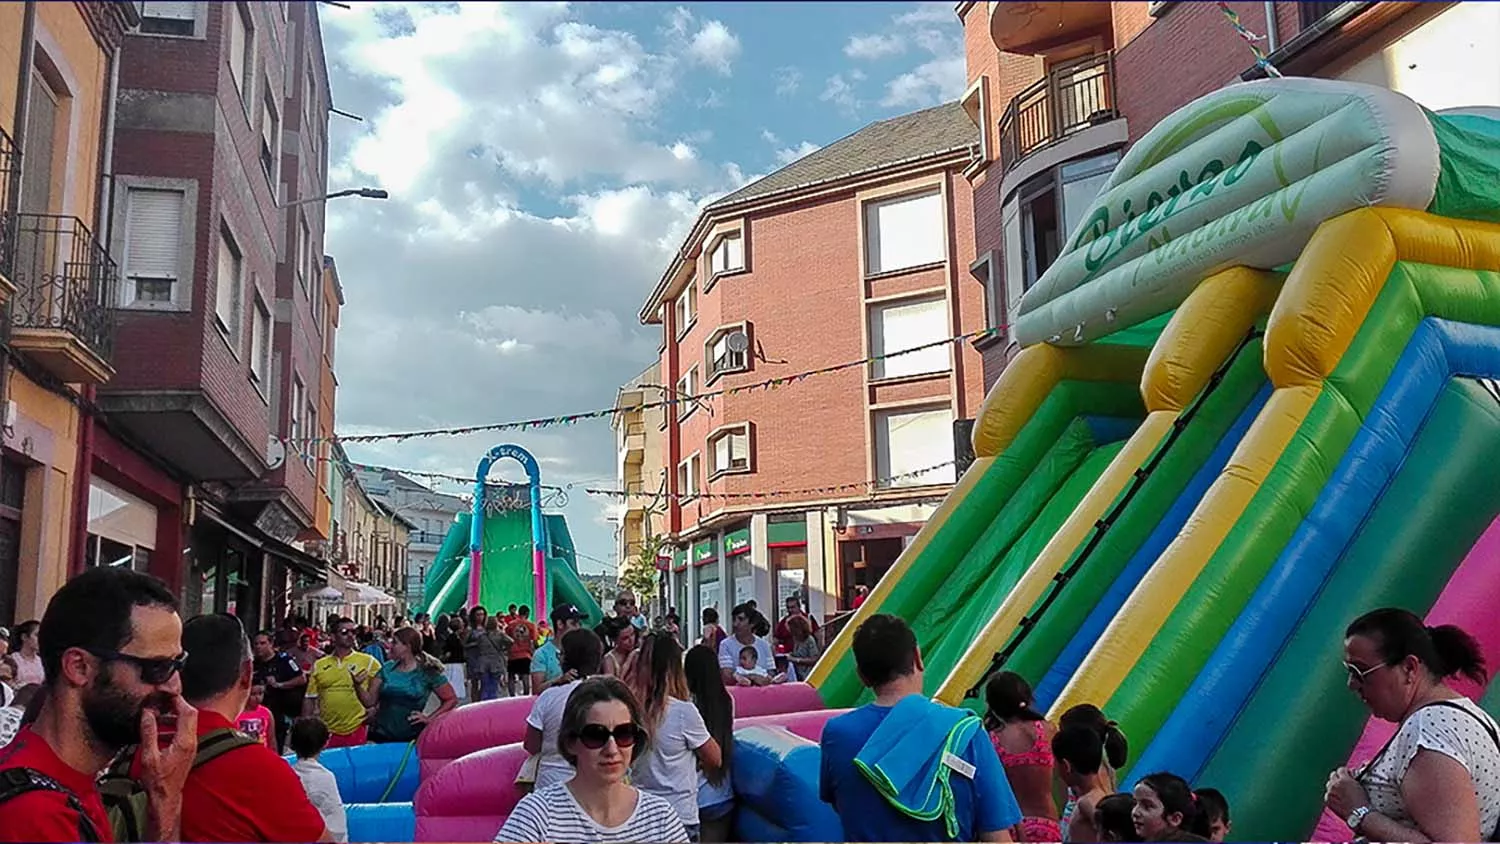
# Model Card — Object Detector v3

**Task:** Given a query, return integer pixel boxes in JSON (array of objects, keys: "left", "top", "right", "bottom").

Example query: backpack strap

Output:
[
  {"left": 193, "top": 727, "right": 259, "bottom": 768},
  {"left": 0, "top": 767, "right": 103, "bottom": 843}
]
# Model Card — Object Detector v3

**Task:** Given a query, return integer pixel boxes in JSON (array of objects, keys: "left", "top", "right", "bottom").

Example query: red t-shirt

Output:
[
  {"left": 131, "top": 710, "right": 326, "bottom": 843},
  {"left": 507, "top": 620, "right": 537, "bottom": 659},
  {"left": 0, "top": 726, "right": 114, "bottom": 842}
]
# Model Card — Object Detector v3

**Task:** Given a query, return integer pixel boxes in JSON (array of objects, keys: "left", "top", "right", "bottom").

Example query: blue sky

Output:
[{"left": 318, "top": 2, "right": 967, "bottom": 575}]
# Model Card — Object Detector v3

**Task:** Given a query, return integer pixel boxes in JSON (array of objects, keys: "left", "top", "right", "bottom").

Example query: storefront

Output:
[
  {"left": 87, "top": 423, "right": 184, "bottom": 594},
  {"left": 690, "top": 537, "right": 717, "bottom": 634},
  {"left": 768, "top": 516, "right": 808, "bottom": 625}
]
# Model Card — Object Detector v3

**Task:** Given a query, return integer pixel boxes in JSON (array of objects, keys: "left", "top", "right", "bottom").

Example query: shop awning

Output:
[
  {"left": 346, "top": 582, "right": 399, "bottom": 606},
  {"left": 297, "top": 585, "right": 344, "bottom": 604},
  {"left": 200, "top": 505, "right": 329, "bottom": 580}
]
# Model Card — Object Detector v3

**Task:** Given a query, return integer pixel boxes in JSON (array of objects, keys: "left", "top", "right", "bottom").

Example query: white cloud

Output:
[
  {"left": 820, "top": 71, "right": 865, "bottom": 113},
  {"left": 774, "top": 141, "right": 821, "bottom": 166},
  {"left": 882, "top": 55, "right": 966, "bottom": 108},
  {"left": 774, "top": 66, "right": 802, "bottom": 97},
  {"left": 844, "top": 33, "right": 906, "bottom": 60},
  {"left": 687, "top": 20, "right": 742, "bottom": 75},
  {"left": 760, "top": 129, "right": 781, "bottom": 145}
]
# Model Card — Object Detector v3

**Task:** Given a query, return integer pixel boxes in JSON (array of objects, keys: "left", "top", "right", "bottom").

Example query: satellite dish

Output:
[
  {"left": 725, "top": 330, "right": 750, "bottom": 353},
  {"left": 266, "top": 436, "right": 287, "bottom": 470}
]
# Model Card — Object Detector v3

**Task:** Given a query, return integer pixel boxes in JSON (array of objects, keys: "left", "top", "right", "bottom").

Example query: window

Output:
[
  {"left": 259, "top": 89, "right": 279, "bottom": 187},
  {"left": 250, "top": 296, "right": 271, "bottom": 385},
  {"left": 305, "top": 62, "right": 318, "bottom": 138},
  {"left": 1003, "top": 151, "right": 1119, "bottom": 305},
  {"left": 870, "top": 297, "right": 950, "bottom": 380},
  {"left": 312, "top": 270, "right": 324, "bottom": 332},
  {"left": 875, "top": 406, "right": 957, "bottom": 488},
  {"left": 960, "top": 78, "right": 991, "bottom": 174},
  {"left": 674, "top": 279, "right": 697, "bottom": 337},
  {"left": 297, "top": 215, "right": 310, "bottom": 289},
  {"left": 139, "top": 1, "right": 197, "bottom": 36},
  {"left": 290, "top": 377, "right": 305, "bottom": 453},
  {"left": 709, "top": 232, "right": 744, "bottom": 277},
  {"left": 707, "top": 326, "right": 750, "bottom": 379},
  {"left": 228, "top": 2, "right": 253, "bottom": 101},
  {"left": 677, "top": 367, "right": 698, "bottom": 421},
  {"left": 710, "top": 426, "right": 751, "bottom": 476},
  {"left": 677, "top": 454, "right": 700, "bottom": 500},
  {"left": 305, "top": 403, "right": 317, "bottom": 469},
  {"left": 864, "top": 190, "right": 944, "bottom": 275},
  {"left": 122, "top": 188, "right": 184, "bottom": 305},
  {"left": 215, "top": 227, "right": 241, "bottom": 339}
]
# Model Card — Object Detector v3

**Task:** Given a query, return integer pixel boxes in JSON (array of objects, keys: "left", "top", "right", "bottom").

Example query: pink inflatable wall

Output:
[
  {"left": 416, "top": 696, "right": 533, "bottom": 781},
  {"left": 1310, "top": 515, "right": 1500, "bottom": 842}
]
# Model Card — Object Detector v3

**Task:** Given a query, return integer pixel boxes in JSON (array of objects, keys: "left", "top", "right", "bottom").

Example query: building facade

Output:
[
  {"left": 0, "top": 1, "right": 138, "bottom": 624},
  {"left": 959, "top": 0, "right": 1499, "bottom": 385},
  {"left": 612, "top": 361, "right": 668, "bottom": 574},
  {"left": 356, "top": 467, "right": 467, "bottom": 608},
  {"left": 636, "top": 104, "right": 988, "bottom": 641}
]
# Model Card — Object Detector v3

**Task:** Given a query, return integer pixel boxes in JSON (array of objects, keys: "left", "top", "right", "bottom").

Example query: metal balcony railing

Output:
[
  {"left": 0, "top": 128, "right": 18, "bottom": 284},
  {"left": 8, "top": 213, "right": 118, "bottom": 361},
  {"left": 998, "top": 52, "right": 1117, "bottom": 171}
]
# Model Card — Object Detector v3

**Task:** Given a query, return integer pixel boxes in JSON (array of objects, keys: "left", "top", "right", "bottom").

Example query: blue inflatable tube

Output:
[
  {"left": 1033, "top": 383, "right": 1270, "bottom": 710},
  {"left": 285, "top": 741, "right": 421, "bottom": 804},
  {"left": 346, "top": 802, "right": 416, "bottom": 843},
  {"left": 1136, "top": 318, "right": 1500, "bottom": 781},
  {"left": 732, "top": 725, "right": 842, "bottom": 842}
]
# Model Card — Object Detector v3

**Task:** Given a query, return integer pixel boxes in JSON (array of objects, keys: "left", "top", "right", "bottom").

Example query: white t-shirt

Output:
[
  {"left": 1360, "top": 697, "right": 1500, "bottom": 834},
  {"left": 631, "top": 698, "right": 712, "bottom": 825},
  {"left": 12, "top": 652, "right": 42, "bottom": 687},
  {"left": 292, "top": 757, "right": 349, "bottom": 843},
  {"left": 527, "top": 679, "right": 583, "bottom": 791},
  {"left": 495, "top": 783, "right": 687, "bottom": 843},
  {"left": 718, "top": 635, "right": 773, "bottom": 673}
]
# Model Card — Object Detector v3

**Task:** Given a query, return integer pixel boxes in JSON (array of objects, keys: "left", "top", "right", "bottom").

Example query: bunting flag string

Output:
[
  {"left": 296, "top": 326, "right": 1002, "bottom": 447},
  {"left": 1217, "top": 1, "right": 1282, "bottom": 77}
]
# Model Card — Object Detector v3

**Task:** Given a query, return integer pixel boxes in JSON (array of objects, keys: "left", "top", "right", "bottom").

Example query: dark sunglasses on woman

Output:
[{"left": 576, "top": 723, "right": 642, "bottom": 750}]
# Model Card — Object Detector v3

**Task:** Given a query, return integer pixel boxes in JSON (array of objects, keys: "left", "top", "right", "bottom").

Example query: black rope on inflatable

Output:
[{"left": 963, "top": 325, "right": 1266, "bottom": 700}]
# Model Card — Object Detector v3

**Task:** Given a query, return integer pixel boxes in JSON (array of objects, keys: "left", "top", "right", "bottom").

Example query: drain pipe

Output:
[
  {"left": 69, "top": 37, "right": 120, "bottom": 576},
  {"left": 2, "top": 1, "right": 37, "bottom": 525},
  {"left": 1263, "top": 1, "right": 1280, "bottom": 53}
]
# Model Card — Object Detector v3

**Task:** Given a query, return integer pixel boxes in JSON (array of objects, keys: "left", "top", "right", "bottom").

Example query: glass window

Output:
[
  {"left": 864, "top": 190, "right": 944, "bottom": 274},
  {"left": 228, "top": 2, "right": 252, "bottom": 100},
  {"left": 1060, "top": 152, "right": 1119, "bottom": 245},
  {"left": 731, "top": 552, "right": 753, "bottom": 608},
  {"left": 260, "top": 90, "right": 279, "bottom": 186},
  {"left": 710, "top": 232, "right": 744, "bottom": 275},
  {"left": 140, "top": 1, "right": 197, "bottom": 36},
  {"left": 710, "top": 427, "right": 750, "bottom": 475},
  {"left": 215, "top": 228, "right": 241, "bottom": 338},
  {"left": 123, "top": 188, "right": 184, "bottom": 305},
  {"left": 870, "top": 297, "right": 949, "bottom": 379},
  {"left": 250, "top": 297, "right": 271, "bottom": 383},
  {"left": 675, "top": 280, "right": 696, "bottom": 336},
  {"left": 709, "top": 328, "right": 748, "bottom": 377},
  {"left": 677, "top": 368, "right": 697, "bottom": 420},
  {"left": 875, "top": 406, "right": 957, "bottom": 487}
]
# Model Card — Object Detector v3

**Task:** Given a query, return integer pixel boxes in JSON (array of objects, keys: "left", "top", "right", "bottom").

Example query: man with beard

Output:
[
  {"left": 128, "top": 614, "right": 329, "bottom": 842},
  {"left": 251, "top": 632, "right": 305, "bottom": 753},
  {"left": 0, "top": 567, "right": 198, "bottom": 842}
]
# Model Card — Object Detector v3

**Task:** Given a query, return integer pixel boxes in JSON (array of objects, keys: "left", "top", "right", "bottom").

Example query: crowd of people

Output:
[{"left": 2, "top": 566, "right": 1499, "bottom": 843}]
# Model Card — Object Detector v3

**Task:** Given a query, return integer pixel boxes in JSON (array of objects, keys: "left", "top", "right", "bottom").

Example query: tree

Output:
[{"left": 618, "top": 534, "right": 663, "bottom": 604}]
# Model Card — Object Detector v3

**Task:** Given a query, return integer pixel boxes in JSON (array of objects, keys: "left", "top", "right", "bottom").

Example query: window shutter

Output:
[
  {"left": 866, "top": 191, "right": 943, "bottom": 274},
  {"left": 142, "top": 1, "right": 196, "bottom": 20},
  {"left": 216, "top": 236, "right": 238, "bottom": 327},
  {"left": 872, "top": 298, "right": 949, "bottom": 379},
  {"left": 125, "top": 189, "right": 183, "bottom": 281},
  {"left": 715, "top": 435, "right": 730, "bottom": 472},
  {"left": 726, "top": 235, "right": 743, "bottom": 270}
]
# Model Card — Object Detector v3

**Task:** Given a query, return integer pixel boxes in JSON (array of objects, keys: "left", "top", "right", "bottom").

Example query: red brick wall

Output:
[{"left": 662, "top": 163, "right": 983, "bottom": 535}]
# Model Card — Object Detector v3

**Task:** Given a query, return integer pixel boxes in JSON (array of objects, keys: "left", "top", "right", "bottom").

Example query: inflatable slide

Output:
[{"left": 808, "top": 77, "right": 1500, "bottom": 838}]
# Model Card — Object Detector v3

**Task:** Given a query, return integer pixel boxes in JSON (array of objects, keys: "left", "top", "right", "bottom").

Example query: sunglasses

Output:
[
  {"left": 1343, "top": 660, "right": 1390, "bottom": 685},
  {"left": 86, "top": 647, "right": 189, "bottom": 685},
  {"left": 575, "top": 723, "right": 642, "bottom": 750}
]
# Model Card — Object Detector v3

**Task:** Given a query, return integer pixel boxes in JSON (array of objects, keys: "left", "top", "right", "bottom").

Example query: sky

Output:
[{"left": 319, "top": 1, "right": 969, "bottom": 576}]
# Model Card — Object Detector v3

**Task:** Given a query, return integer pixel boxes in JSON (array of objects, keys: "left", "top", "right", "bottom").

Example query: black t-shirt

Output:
[{"left": 253, "top": 652, "right": 304, "bottom": 715}]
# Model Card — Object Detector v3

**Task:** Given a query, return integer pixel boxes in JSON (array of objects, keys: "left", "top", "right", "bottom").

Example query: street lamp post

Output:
[{"left": 278, "top": 187, "right": 388, "bottom": 209}]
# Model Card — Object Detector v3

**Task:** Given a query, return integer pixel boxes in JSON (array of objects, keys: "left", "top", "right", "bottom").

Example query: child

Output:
[
  {"left": 290, "top": 716, "right": 349, "bottom": 843},
  {"left": 237, "top": 683, "right": 274, "bottom": 748},
  {"left": 1053, "top": 724, "right": 1111, "bottom": 842},
  {"left": 733, "top": 645, "right": 786, "bottom": 686},
  {"left": 1192, "top": 788, "right": 1230, "bottom": 842},
  {"left": 1096, "top": 794, "right": 1140, "bottom": 843},
  {"left": 1132, "top": 772, "right": 1208, "bottom": 842}
]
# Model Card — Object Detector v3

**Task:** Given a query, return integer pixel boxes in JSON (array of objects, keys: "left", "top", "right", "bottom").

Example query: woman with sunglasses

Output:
[
  {"left": 496, "top": 676, "right": 688, "bottom": 843},
  {"left": 632, "top": 632, "right": 723, "bottom": 840},
  {"left": 1325, "top": 608, "right": 1500, "bottom": 842}
]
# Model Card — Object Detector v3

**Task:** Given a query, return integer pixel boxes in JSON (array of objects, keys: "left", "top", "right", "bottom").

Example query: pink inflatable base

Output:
[
  {"left": 726, "top": 681, "right": 824, "bottom": 717},
  {"left": 1310, "top": 515, "right": 1500, "bottom": 842},
  {"left": 416, "top": 696, "right": 533, "bottom": 781}
]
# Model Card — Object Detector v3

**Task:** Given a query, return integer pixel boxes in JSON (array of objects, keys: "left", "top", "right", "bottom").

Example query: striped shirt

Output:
[{"left": 495, "top": 783, "right": 688, "bottom": 843}]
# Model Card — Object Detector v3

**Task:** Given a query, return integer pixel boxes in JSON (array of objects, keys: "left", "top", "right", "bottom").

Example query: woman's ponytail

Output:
[{"left": 1428, "top": 624, "right": 1487, "bottom": 685}]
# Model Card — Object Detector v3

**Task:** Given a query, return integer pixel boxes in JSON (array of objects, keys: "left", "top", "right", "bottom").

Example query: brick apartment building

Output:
[
  {"left": 86, "top": 0, "right": 339, "bottom": 630},
  {"left": 635, "top": 105, "right": 989, "bottom": 639},
  {"left": 959, "top": 0, "right": 1499, "bottom": 385}
]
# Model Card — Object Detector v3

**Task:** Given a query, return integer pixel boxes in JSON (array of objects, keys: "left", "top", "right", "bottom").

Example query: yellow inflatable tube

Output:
[
  {"left": 935, "top": 268, "right": 1282, "bottom": 705},
  {"left": 807, "top": 342, "right": 1147, "bottom": 690},
  {"left": 1048, "top": 207, "right": 1500, "bottom": 717}
]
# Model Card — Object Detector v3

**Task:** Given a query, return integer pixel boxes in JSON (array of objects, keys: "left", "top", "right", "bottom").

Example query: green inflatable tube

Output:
[
  {"left": 420, "top": 515, "right": 471, "bottom": 613},
  {"left": 1199, "top": 377, "right": 1500, "bottom": 838},
  {"left": 817, "top": 379, "right": 1145, "bottom": 707}
]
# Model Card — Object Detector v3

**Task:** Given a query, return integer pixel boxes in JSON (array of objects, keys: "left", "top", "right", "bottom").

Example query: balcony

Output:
[
  {"left": 8, "top": 213, "right": 117, "bottom": 384},
  {"left": 998, "top": 52, "right": 1118, "bottom": 171},
  {"left": 989, "top": 1, "right": 1112, "bottom": 54},
  {"left": 621, "top": 419, "right": 646, "bottom": 463},
  {"left": 0, "top": 129, "right": 18, "bottom": 305}
]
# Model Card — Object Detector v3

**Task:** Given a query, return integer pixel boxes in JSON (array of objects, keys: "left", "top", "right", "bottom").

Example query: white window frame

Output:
[
  {"left": 259, "top": 83, "right": 279, "bottom": 189},
  {"left": 120, "top": 186, "right": 185, "bottom": 307},
  {"left": 305, "top": 401, "right": 318, "bottom": 469},
  {"left": 138, "top": 1, "right": 203, "bottom": 38},
  {"left": 214, "top": 226, "right": 242, "bottom": 344},
  {"left": 869, "top": 295, "right": 951, "bottom": 381},
  {"left": 290, "top": 376, "right": 305, "bottom": 455},
  {"left": 863, "top": 189, "right": 945, "bottom": 276},
  {"left": 249, "top": 294, "right": 271, "bottom": 387},
  {"left": 674, "top": 279, "right": 697, "bottom": 339},
  {"left": 961, "top": 77, "right": 991, "bottom": 178},
  {"left": 297, "top": 214, "right": 310, "bottom": 291},
  {"left": 708, "top": 424, "right": 752, "bottom": 478},
  {"left": 227, "top": 1, "right": 254, "bottom": 105},
  {"left": 677, "top": 453, "right": 700, "bottom": 501},
  {"left": 708, "top": 231, "right": 745, "bottom": 279},
  {"left": 677, "top": 366, "right": 698, "bottom": 421},
  {"left": 705, "top": 324, "right": 750, "bottom": 381},
  {"left": 874, "top": 405, "right": 958, "bottom": 489},
  {"left": 112, "top": 176, "right": 197, "bottom": 312}
]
